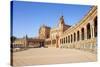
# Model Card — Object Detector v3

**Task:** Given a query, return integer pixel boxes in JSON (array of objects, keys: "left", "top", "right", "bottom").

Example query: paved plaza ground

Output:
[{"left": 12, "top": 48, "right": 97, "bottom": 66}]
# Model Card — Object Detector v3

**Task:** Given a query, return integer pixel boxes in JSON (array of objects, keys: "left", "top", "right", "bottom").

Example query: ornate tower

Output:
[
  {"left": 59, "top": 16, "right": 65, "bottom": 35},
  {"left": 39, "top": 25, "right": 51, "bottom": 39}
]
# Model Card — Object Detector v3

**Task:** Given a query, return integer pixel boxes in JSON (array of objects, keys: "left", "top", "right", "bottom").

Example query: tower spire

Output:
[{"left": 59, "top": 15, "right": 64, "bottom": 25}]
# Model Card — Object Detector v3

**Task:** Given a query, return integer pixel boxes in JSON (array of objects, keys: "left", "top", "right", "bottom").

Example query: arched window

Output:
[
  {"left": 74, "top": 33, "right": 76, "bottom": 42},
  {"left": 66, "top": 36, "right": 67, "bottom": 43},
  {"left": 81, "top": 28, "right": 84, "bottom": 40},
  {"left": 68, "top": 36, "right": 70, "bottom": 43},
  {"left": 94, "top": 16, "right": 97, "bottom": 37},
  {"left": 64, "top": 38, "right": 65, "bottom": 44},
  {"left": 60, "top": 39, "right": 61, "bottom": 44},
  {"left": 77, "top": 31, "right": 80, "bottom": 41},
  {"left": 46, "top": 34, "right": 49, "bottom": 38},
  {"left": 87, "top": 23, "right": 91, "bottom": 39},
  {"left": 62, "top": 39, "right": 63, "bottom": 44},
  {"left": 71, "top": 34, "right": 73, "bottom": 43}
]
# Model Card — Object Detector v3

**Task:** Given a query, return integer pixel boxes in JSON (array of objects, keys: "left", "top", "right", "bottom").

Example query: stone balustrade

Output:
[{"left": 61, "top": 38, "right": 97, "bottom": 53}]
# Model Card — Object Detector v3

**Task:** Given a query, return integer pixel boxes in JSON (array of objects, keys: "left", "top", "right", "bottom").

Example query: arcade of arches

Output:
[
  {"left": 60, "top": 6, "right": 97, "bottom": 53},
  {"left": 12, "top": 6, "right": 97, "bottom": 53}
]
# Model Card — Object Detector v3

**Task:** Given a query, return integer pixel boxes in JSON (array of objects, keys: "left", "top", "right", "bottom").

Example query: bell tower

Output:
[{"left": 59, "top": 16, "right": 65, "bottom": 35}]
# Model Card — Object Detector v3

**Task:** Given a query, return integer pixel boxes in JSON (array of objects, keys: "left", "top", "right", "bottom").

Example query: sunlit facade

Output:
[{"left": 12, "top": 6, "right": 97, "bottom": 53}]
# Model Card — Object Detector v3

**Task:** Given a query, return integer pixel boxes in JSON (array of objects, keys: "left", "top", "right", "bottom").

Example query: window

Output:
[{"left": 77, "top": 31, "right": 80, "bottom": 41}]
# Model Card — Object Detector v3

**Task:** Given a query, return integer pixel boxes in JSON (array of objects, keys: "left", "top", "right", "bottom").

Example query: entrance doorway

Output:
[{"left": 40, "top": 42, "right": 44, "bottom": 47}]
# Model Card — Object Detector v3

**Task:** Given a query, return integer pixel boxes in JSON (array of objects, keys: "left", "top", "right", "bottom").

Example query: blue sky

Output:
[{"left": 12, "top": 1, "right": 92, "bottom": 38}]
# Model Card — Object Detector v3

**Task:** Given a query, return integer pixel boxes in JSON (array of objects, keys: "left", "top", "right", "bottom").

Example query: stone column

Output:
[
  {"left": 79, "top": 29, "right": 82, "bottom": 49},
  {"left": 84, "top": 26, "right": 87, "bottom": 40},
  {"left": 70, "top": 35, "right": 71, "bottom": 44},
  {"left": 80, "top": 29, "right": 82, "bottom": 41},
  {"left": 72, "top": 34, "right": 74, "bottom": 48},
  {"left": 89, "top": 20, "right": 95, "bottom": 39},
  {"left": 55, "top": 38, "right": 58, "bottom": 48},
  {"left": 84, "top": 26, "right": 87, "bottom": 50},
  {"left": 90, "top": 20, "right": 95, "bottom": 51},
  {"left": 75, "top": 32, "right": 77, "bottom": 48},
  {"left": 92, "top": 21, "right": 95, "bottom": 38},
  {"left": 69, "top": 35, "right": 71, "bottom": 48},
  {"left": 90, "top": 22, "right": 93, "bottom": 38}
]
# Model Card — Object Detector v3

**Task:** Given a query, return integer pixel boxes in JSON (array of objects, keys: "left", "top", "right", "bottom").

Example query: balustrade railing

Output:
[{"left": 60, "top": 38, "right": 97, "bottom": 53}]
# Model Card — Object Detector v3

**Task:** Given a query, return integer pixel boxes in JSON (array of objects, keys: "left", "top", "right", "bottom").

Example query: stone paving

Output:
[{"left": 12, "top": 48, "right": 97, "bottom": 66}]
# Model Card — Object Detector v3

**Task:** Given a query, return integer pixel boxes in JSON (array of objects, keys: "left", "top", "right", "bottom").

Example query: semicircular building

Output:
[{"left": 12, "top": 6, "right": 97, "bottom": 53}]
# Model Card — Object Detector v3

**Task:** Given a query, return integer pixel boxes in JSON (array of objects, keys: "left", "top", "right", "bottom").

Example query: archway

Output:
[
  {"left": 68, "top": 36, "right": 70, "bottom": 43},
  {"left": 87, "top": 23, "right": 91, "bottom": 39},
  {"left": 66, "top": 36, "right": 67, "bottom": 43},
  {"left": 77, "top": 31, "right": 80, "bottom": 41},
  {"left": 94, "top": 16, "right": 97, "bottom": 37},
  {"left": 74, "top": 33, "right": 76, "bottom": 42},
  {"left": 81, "top": 28, "right": 84, "bottom": 40},
  {"left": 71, "top": 34, "right": 73, "bottom": 43}
]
